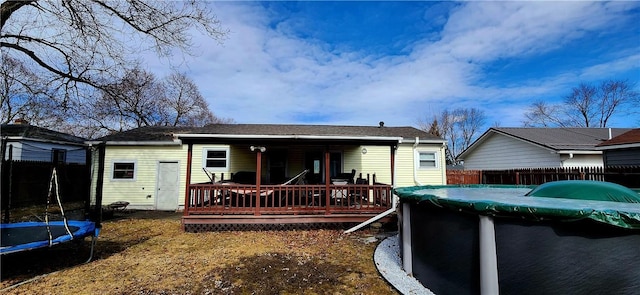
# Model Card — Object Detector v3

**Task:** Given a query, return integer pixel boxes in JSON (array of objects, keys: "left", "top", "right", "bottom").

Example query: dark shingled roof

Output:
[
  {"left": 597, "top": 128, "right": 640, "bottom": 147},
  {"left": 93, "top": 126, "right": 196, "bottom": 142},
  {"left": 491, "top": 127, "right": 632, "bottom": 151},
  {"left": 94, "top": 124, "right": 440, "bottom": 142},
  {"left": 1, "top": 124, "right": 86, "bottom": 144}
]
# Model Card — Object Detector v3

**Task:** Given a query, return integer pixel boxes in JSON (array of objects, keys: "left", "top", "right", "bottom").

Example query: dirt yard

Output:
[{"left": 1, "top": 211, "right": 399, "bottom": 294}]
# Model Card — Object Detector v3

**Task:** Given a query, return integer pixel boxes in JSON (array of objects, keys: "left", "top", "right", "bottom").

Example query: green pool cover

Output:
[
  {"left": 526, "top": 180, "right": 640, "bottom": 203},
  {"left": 394, "top": 181, "right": 640, "bottom": 229}
]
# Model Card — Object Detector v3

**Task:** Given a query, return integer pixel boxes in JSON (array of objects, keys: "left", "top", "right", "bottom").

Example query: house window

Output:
[
  {"left": 203, "top": 148, "right": 229, "bottom": 171},
  {"left": 418, "top": 152, "right": 437, "bottom": 168},
  {"left": 52, "top": 149, "right": 66, "bottom": 164},
  {"left": 113, "top": 162, "right": 136, "bottom": 180}
]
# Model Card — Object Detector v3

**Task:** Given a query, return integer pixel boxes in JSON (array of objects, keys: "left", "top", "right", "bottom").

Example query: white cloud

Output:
[{"left": 150, "top": 2, "right": 639, "bottom": 127}]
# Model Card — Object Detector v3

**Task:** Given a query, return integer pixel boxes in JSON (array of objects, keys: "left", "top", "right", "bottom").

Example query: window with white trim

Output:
[
  {"left": 203, "top": 148, "right": 229, "bottom": 171},
  {"left": 418, "top": 151, "right": 438, "bottom": 168},
  {"left": 112, "top": 161, "right": 136, "bottom": 180}
]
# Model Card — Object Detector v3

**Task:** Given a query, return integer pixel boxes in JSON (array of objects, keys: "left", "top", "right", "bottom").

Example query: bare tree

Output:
[
  {"left": 458, "top": 108, "right": 485, "bottom": 149},
  {"left": 418, "top": 107, "right": 486, "bottom": 165},
  {"left": 0, "top": 55, "right": 66, "bottom": 127},
  {"left": 160, "top": 72, "right": 233, "bottom": 127},
  {"left": 523, "top": 101, "right": 567, "bottom": 127},
  {"left": 74, "top": 67, "right": 232, "bottom": 138},
  {"left": 524, "top": 79, "right": 638, "bottom": 127},
  {"left": 1, "top": 0, "right": 226, "bottom": 121}
]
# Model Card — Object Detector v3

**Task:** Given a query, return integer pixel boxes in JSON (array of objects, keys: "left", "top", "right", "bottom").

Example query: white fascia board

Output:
[
  {"left": 595, "top": 143, "right": 640, "bottom": 150},
  {"left": 85, "top": 139, "right": 182, "bottom": 146},
  {"left": 175, "top": 133, "right": 403, "bottom": 142},
  {"left": 4, "top": 136, "right": 86, "bottom": 147},
  {"left": 556, "top": 150, "right": 602, "bottom": 155},
  {"left": 416, "top": 139, "right": 447, "bottom": 144}
]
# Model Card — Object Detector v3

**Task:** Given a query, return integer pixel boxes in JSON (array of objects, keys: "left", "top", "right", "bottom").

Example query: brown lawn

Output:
[{"left": 1, "top": 211, "right": 399, "bottom": 295}]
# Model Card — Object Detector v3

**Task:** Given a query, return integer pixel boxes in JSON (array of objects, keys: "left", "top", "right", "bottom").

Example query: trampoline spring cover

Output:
[{"left": 0, "top": 220, "right": 99, "bottom": 255}]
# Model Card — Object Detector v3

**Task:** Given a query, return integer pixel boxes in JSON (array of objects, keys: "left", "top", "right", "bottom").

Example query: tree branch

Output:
[{"left": 0, "top": 0, "right": 35, "bottom": 30}]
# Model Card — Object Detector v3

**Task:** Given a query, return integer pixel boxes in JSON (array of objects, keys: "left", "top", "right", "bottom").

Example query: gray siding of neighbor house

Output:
[
  {"left": 5, "top": 141, "right": 86, "bottom": 164},
  {"left": 603, "top": 148, "right": 640, "bottom": 166},
  {"left": 463, "top": 134, "right": 561, "bottom": 170}
]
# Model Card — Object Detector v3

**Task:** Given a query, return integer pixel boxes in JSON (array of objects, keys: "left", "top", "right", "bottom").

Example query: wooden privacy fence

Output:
[
  {"left": 446, "top": 170, "right": 482, "bottom": 185},
  {"left": 447, "top": 166, "right": 640, "bottom": 188}
]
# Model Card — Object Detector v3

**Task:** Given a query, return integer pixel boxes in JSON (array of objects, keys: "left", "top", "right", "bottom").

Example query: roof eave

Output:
[
  {"left": 86, "top": 139, "right": 182, "bottom": 146},
  {"left": 596, "top": 143, "right": 640, "bottom": 150},
  {"left": 4, "top": 136, "right": 86, "bottom": 147},
  {"left": 175, "top": 133, "right": 404, "bottom": 142}
]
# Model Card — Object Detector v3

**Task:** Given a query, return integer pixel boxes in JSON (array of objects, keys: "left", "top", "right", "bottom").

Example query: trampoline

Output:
[
  {"left": 1, "top": 167, "right": 101, "bottom": 262},
  {"left": 1, "top": 220, "right": 99, "bottom": 258}
]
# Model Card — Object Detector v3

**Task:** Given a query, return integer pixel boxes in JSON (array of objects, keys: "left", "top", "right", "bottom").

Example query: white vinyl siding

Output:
[
  {"left": 99, "top": 145, "right": 187, "bottom": 210},
  {"left": 342, "top": 146, "right": 362, "bottom": 177},
  {"left": 463, "top": 134, "right": 561, "bottom": 170},
  {"left": 94, "top": 141, "right": 448, "bottom": 209},
  {"left": 559, "top": 154, "right": 604, "bottom": 167},
  {"left": 360, "top": 145, "right": 392, "bottom": 184},
  {"left": 395, "top": 144, "right": 446, "bottom": 187}
]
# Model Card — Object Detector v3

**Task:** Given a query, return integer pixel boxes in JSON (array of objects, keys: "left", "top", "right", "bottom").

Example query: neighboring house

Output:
[
  {"left": 1, "top": 120, "right": 87, "bottom": 164},
  {"left": 457, "top": 127, "right": 631, "bottom": 170},
  {"left": 88, "top": 123, "right": 446, "bottom": 229},
  {"left": 596, "top": 128, "right": 640, "bottom": 167}
]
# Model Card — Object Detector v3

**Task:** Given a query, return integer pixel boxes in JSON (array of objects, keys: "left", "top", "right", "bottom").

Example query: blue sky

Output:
[{"left": 148, "top": 1, "right": 640, "bottom": 128}]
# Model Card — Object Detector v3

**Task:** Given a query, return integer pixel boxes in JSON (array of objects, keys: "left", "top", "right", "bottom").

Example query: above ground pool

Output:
[{"left": 394, "top": 181, "right": 640, "bottom": 295}]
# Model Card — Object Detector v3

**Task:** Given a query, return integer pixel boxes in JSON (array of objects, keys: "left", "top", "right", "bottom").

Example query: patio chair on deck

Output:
[{"left": 347, "top": 178, "right": 369, "bottom": 206}]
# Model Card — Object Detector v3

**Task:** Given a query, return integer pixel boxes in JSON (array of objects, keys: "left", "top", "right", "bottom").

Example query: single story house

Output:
[
  {"left": 1, "top": 120, "right": 87, "bottom": 164},
  {"left": 457, "top": 127, "right": 631, "bottom": 170},
  {"left": 88, "top": 123, "right": 447, "bottom": 230}
]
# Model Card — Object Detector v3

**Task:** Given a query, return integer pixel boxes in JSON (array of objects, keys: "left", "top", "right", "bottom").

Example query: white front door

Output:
[{"left": 156, "top": 161, "right": 180, "bottom": 211}]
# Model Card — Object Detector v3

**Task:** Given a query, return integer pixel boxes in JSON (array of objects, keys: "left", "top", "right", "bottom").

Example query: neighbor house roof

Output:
[
  {"left": 1, "top": 123, "right": 86, "bottom": 145},
  {"left": 596, "top": 128, "right": 640, "bottom": 150},
  {"left": 90, "top": 124, "right": 443, "bottom": 145},
  {"left": 458, "top": 127, "right": 632, "bottom": 159}
]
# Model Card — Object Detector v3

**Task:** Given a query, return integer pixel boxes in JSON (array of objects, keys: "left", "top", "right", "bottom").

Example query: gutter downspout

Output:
[
  {"left": 343, "top": 198, "right": 398, "bottom": 234},
  {"left": 413, "top": 137, "right": 423, "bottom": 186},
  {"left": 344, "top": 143, "right": 399, "bottom": 234}
]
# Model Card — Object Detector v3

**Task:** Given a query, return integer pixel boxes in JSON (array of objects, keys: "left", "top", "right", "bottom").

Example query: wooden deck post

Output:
[
  {"left": 184, "top": 143, "right": 193, "bottom": 217},
  {"left": 325, "top": 149, "right": 331, "bottom": 214},
  {"left": 255, "top": 147, "right": 263, "bottom": 216}
]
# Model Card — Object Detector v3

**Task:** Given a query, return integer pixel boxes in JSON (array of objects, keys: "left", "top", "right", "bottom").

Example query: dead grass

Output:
[{"left": 1, "top": 212, "right": 398, "bottom": 294}]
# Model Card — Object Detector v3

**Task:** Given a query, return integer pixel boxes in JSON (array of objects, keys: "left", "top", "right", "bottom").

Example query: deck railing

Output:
[{"left": 185, "top": 183, "right": 393, "bottom": 216}]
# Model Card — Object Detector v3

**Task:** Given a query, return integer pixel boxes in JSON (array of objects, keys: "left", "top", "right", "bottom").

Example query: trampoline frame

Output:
[{"left": 1, "top": 220, "right": 100, "bottom": 262}]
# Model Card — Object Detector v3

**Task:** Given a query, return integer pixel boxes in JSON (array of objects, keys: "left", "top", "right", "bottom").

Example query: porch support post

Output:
[
  {"left": 255, "top": 148, "right": 262, "bottom": 216},
  {"left": 324, "top": 148, "right": 331, "bottom": 214},
  {"left": 183, "top": 142, "right": 193, "bottom": 217}
]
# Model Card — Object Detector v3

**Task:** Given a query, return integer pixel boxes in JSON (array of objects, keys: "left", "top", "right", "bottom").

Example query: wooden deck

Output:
[{"left": 182, "top": 183, "right": 395, "bottom": 231}]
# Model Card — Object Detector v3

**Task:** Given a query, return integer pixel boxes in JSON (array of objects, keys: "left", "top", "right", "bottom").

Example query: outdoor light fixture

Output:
[
  {"left": 362, "top": 148, "right": 367, "bottom": 154},
  {"left": 250, "top": 146, "right": 266, "bottom": 152}
]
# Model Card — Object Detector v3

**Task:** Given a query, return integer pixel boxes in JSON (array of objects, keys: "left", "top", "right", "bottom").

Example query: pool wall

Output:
[{"left": 402, "top": 201, "right": 640, "bottom": 295}]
